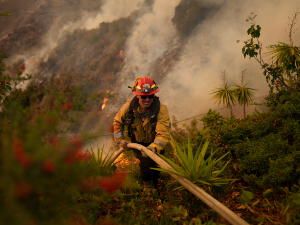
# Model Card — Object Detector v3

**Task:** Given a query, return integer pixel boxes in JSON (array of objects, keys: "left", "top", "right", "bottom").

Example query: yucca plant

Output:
[
  {"left": 153, "top": 136, "right": 234, "bottom": 191},
  {"left": 232, "top": 81, "right": 257, "bottom": 119},
  {"left": 211, "top": 83, "right": 236, "bottom": 118},
  {"left": 88, "top": 145, "right": 117, "bottom": 167}
]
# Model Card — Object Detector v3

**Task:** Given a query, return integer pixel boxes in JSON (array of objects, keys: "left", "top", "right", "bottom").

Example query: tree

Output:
[
  {"left": 240, "top": 11, "right": 300, "bottom": 93},
  {"left": 232, "top": 70, "right": 257, "bottom": 118},
  {"left": 211, "top": 70, "right": 236, "bottom": 118}
]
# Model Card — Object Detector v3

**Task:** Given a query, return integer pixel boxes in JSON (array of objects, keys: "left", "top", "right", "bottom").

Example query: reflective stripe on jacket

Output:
[{"left": 113, "top": 99, "right": 171, "bottom": 153}]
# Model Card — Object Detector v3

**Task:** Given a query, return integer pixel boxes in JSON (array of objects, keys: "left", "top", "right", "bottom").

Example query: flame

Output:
[
  {"left": 119, "top": 50, "right": 123, "bottom": 58},
  {"left": 115, "top": 153, "right": 139, "bottom": 169},
  {"left": 102, "top": 98, "right": 109, "bottom": 110},
  {"left": 107, "top": 90, "right": 110, "bottom": 93},
  {"left": 107, "top": 114, "right": 109, "bottom": 117}
]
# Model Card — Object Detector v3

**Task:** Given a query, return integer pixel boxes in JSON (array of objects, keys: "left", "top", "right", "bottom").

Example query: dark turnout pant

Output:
[{"left": 132, "top": 142, "right": 164, "bottom": 189}]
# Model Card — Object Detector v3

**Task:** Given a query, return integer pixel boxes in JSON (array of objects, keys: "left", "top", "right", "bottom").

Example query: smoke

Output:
[
  {"left": 60, "top": 0, "right": 141, "bottom": 32},
  {"left": 17, "top": 0, "right": 142, "bottom": 76},
  {"left": 157, "top": 0, "right": 300, "bottom": 120},
  {"left": 4, "top": 0, "right": 300, "bottom": 124},
  {"left": 119, "top": 0, "right": 181, "bottom": 94}
]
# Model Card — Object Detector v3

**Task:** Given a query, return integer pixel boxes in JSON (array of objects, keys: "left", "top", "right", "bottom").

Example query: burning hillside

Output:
[{"left": 1, "top": 0, "right": 298, "bottom": 133}]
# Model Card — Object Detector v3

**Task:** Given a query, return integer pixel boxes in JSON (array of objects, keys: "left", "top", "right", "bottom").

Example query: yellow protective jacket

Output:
[{"left": 113, "top": 99, "right": 171, "bottom": 153}]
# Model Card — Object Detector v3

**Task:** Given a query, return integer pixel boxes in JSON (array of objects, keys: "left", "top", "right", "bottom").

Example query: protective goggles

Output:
[{"left": 140, "top": 94, "right": 155, "bottom": 99}]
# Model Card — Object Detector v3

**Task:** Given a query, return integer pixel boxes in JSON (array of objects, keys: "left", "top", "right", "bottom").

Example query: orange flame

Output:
[
  {"left": 107, "top": 114, "right": 109, "bottom": 117},
  {"left": 115, "top": 153, "right": 139, "bottom": 169},
  {"left": 102, "top": 98, "right": 109, "bottom": 110},
  {"left": 107, "top": 90, "right": 110, "bottom": 93},
  {"left": 119, "top": 50, "right": 123, "bottom": 58}
]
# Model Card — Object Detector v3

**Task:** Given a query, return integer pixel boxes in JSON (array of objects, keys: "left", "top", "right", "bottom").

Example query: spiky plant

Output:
[
  {"left": 152, "top": 136, "right": 233, "bottom": 191},
  {"left": 88, "top": 146, "right": 116, "bottom": 167}
]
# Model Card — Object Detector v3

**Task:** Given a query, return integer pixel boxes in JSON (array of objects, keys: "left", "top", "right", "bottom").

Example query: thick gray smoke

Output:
[
  {"left": 156, "top": 0, "right": 300, "bottom": 120},
  {"left": 120, "top": 0, "right": 181, "bottom": 84}
]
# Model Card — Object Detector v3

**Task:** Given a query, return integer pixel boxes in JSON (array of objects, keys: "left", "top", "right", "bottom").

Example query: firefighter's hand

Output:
[
  {"left": 147, "top": 145, "right": 156, "bottom": 153},
  {"left": 117, "top": 140, "right": 130, "bottom": 150},
  {"left": 141, "top": 146, "right": 156, "bottom": 157}
]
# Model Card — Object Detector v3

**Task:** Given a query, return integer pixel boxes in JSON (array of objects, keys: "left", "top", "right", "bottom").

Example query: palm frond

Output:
[{"left": 211, "top": 83, "right": 236, "bottom": 107}]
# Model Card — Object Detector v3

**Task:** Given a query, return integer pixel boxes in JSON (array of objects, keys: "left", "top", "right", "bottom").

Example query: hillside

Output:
[{"left": 0, "top": 0, "right": 220, "bottom": 134}]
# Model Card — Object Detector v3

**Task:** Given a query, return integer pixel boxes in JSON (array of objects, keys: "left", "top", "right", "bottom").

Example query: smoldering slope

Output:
[
  {"left": 18, "top": 0, "right": 141, "bottom": 76},
  {"left": 157, "top": 0, "right": 300, "bottom": 120}
]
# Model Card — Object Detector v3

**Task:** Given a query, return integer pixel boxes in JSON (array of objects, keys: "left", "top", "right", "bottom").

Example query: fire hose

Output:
[{"left": 111, "top": 143, "right": 249, "bottom": 225}]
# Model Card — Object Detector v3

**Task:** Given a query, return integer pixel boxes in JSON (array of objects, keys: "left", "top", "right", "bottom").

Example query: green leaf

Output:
[
  {"left": 151, "top": 167, "right": 185, "bottom": 177},
  {"left": 245, "top": 203, "right": 255, "bottom": 213},
  {"left": 263, "top": 189, "right": 273, "bottom": 198},
  {"left": 158, "top": 153, "right": 185, "bottom": 174},
  {"left": 175, "top": 143, "right": 190, "bottom": 171},
  {"left": 290, "top": 193, "right": 300, "bottom": 205},
  {"left": 211, "top": 160, "right": 230, "bottom": 178},
  {"left": 196, "top": 179, "right": 211, "bottom": 186},
  {"left": 187, "top": 135, "right": 194, "bottom": 168},
  {"left": 200, "top": 140, "right": 209, "bottom": 159},
  {"left": 242, "top": 190, "right": 255, "bottom": 200},
  {"left": 252, "top": 200, "right": 260, "bottom": 207},
  {"left": 169, "top": 206, "right": 178, "bottom": 215}
]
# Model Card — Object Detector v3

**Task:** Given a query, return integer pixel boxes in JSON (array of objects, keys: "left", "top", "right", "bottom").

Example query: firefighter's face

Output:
[{"left": 137, "top": 95, "right": 154, "bottom": 109}]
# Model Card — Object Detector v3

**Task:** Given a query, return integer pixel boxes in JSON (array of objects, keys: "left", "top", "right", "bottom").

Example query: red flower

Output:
[
  {"left": 61, "top": 103, "right": 72, "bottom": 111},
  {"left": 65, "top": 150, "right": 90, "bottom": 166},
  {"left": 99, "top": 179, "right": 120, "bottom": 194},
  {"left": 15, "top": 181, "right": 32, "bottom": 198},
  {"left": 75, "top": 151, "right": 91, "bottom": 161},
  {"left": 48, "top": 89, "right": 51, "bottom": 92},
  {"left": 99, "top": 170, "right": 127, "bottom": 194},
  {"left": 13, "top": 139, "right": 30, "bottom": 169},
  {"left": 20, "top": 64, "right": 25, "bottom": 71},
  {"left": 64, "top": 137, "right": 88, "bottom": 165},
  {"left": 87, "top": 109, "right": 90, "bottom": 112},
  {"left": 42, "top": 159, "right": 56, "bottom": 173}
]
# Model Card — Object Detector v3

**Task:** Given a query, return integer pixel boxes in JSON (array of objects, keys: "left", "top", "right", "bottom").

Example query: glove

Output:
[
  {"left": 117, "top": 140, "right": 130, "bottom": 150},
  {"left": 141, "top": 146, "right": 156, "bottom": 157}
]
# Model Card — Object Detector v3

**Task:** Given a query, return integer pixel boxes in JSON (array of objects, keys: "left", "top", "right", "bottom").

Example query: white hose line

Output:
[
  {"left": 109, "top": 147, "right": 125, "bottom": 165},
  {"left": 120, "top": 143, "right": 249, "bottom": 225}
]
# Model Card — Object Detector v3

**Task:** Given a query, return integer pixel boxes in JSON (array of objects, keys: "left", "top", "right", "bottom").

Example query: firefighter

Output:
[{"left": 113, "top": 77, "right": 171, "bottom": 191}]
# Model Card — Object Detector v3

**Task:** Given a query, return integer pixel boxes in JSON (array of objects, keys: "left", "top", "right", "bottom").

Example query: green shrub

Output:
[
  {"left": 194, "top": 91, "right": 300, "bottom": 189},
  {"left": 0, "top": 100, "right": 122, "bottom": 224}
]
